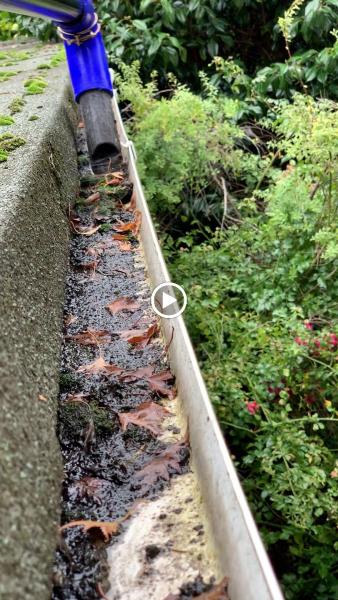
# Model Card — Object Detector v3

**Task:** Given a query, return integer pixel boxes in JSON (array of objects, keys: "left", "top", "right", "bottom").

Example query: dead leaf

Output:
[
  {"left": 60, "top": 519, "right": 119, "bottom": 541},
  {"left": 124, "top": 190, "right": 137, "bottom": 212},
  {"left": 72, "top": 223, "right": 101, "bottom": 236},
  {"left": 118, "top": 401, "right": 170, "bottom": 436},
  {"left": 97, "top": 583, "right": 110, "bottom": 600},
  {"left": 113, "top": 239, "right": 132, "bottom": 252},
  {"left": 77, "top": 356, "right": 122, "bottom": 377},
  {"left": 71, "top": 477, "right": 106, "bottom": 503},
  {"left": 134, "top": 440, "right": 188, "bottom": 494},
  {"left": 112, "top": 210, "right": 142, "bottom": 236},
  {"left": 112, "top": 233, "right": 127, "bottom": 241},
  {"left": 118, "top": 365, "right": 175, "bottom": 398},
  {"left": 119, "top": 323, "right": 158, "bottom": 348},
  {"left": 64, "top": 314, "right": 78, "bottom": 327},
  {"left": 148, "top": 370, "right": 176, "bottom": 399},
  {"left": 78, "top": 120, "right": 84, "bottom": 128},
  {"left": 105, "top": 171, "right": 124, "bottom": 185},
  {"left": 106, "top": 297, "right": 140, "bottom": 315},
  {"left": 119, "top": 365, "right": 155, "bottom": 382},
  {"left": 77, "top": 259, "right": 100, "bottom": 271},
  {"left": 163, "top": 578, "right": 229, "bottom": 600},
  {"left": 83, "top": 191, "right": 100, "bottom": 206},
  {"left": 66, "top": 329, "right": 111, "bottom": 346},
  {"left": 38, "top": 394, "right": 47, "bottom": 402},
  {"left": 64, "top": 392, "right": 90, "bottom": 406}
]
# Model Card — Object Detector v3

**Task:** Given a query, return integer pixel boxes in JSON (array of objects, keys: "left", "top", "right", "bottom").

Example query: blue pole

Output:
[{"left": 0, "top": 0, "right": 120, "bottom": 170}]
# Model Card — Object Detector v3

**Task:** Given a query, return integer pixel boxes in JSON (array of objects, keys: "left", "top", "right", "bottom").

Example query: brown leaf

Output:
[
  {"left": 163, "top": 578, "right": 229, "bottom": 600},
  {"left": 72, "top": 477, "right": 105, "bottom": 501},
  {"left": 77, "top": 259, "right": 100, "bottom": 271},
  {"left": 112, "top": 233, "right": 127, "bottom": 241},
  {"left": 124, "top": 190, "right": 137, "bottom": 212},
  {"left": 78, "top": 120, "right": 84, "bottom": 128},
  {"left": 105, "top": 171, "right": 124, "bottom": 185},
  {"left": 72, "top": 223, "right": 101, "bottom": 236},
  {"left": 148, "top": 370, "right": 176, "bottom": 399},
  {"left": 112, "top": 210, "right": 142, "bottom": 236},
  {"left": 67, "top": 329, "right": 111, "bottom": 346},
  {"left": 134, "top": 440, "right": 188, "bottom": 494},
  {"left": 119, "top": 323, "right": 158, "bottom": 348},
  {"left": 64, "top": 392, "right": 90, "bottom": 406},
  {"left": 38, "top": 394, "right": 47, "bottom": 402},
  {"left": 119, "top": 365, "right": 155, "bottom": 382},
  {"left": 60, "top": 519, "right": 119, "bottom": 541},
  {"left": 83, "top": 191, "right": 100, "bottom": 206},
  {"left": 106, "top": 297, "right": 140, "bottom": 315},
  {"left": 64, "top": 314, "right": 78, "bottom": 327},
  {"left": 114, "top": 240, "right": 132, "bottom": 252},
  {"left": 77, "top": 356, "right": 122, "bottom": 377},
  {"left": 118, "top": 401, "right": 170, "bottom": 436}
]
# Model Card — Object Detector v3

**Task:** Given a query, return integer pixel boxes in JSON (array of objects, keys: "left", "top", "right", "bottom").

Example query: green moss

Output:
[
  {"left": 50, "top": 46, "right": 65, "bottom": 67},
  {"left": 28, "top": 115, "right": 39, "bottom": 121},
  {"left": 0, "top": 133, "right": 26, "bottom": 162},
  {"left": 59, "top": 372, "right": 77, "bottom": 392},
  {"left": 37, "top": 63, "right": 51, "bottom": 70},
  {"left": 24, "top": 76, "right": 48, "bottom": 95},
  {"left": 0, "top": 115, "right": 14, "bottom": 126},
  {"left": 0, "top": 70, "right": 17, "bottom": 81},
  {"left": 8, "top": 96, "right": 25, "bottom": 115},
  {"left": 0, "top": 49, "right": 31, "bottom": 66},
  {"left": 0, "top": 132, "right": 26, "bottom": 150}
]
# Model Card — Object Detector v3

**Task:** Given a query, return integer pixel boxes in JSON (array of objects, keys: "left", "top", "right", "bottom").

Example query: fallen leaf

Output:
[
  {"left": 106, "top": 297, "right": 140, "bottom": 315},
  {"left": 97, "top": 583, "right": 110, "bottom": 600},
  {"left": 112, "top": 233, "right": 127, "bottom": 241},
  {"left": 113, "top": 239, "right": 132, "bottom": 252},
  {"left": 64, "top": 392, "right": 90, "bottom": 405},
  {"left": 77, "top": 356, "right": 122, "bottom": 377},
  {"left": 77, "top": 259, "right": 100, "bottom": 271},
  {"left": 64, "top": 314, "right": 78, "bottom": 326},
  {"left": 124, "top": 190, "right": 137, "bottom": 212},
  {"left": 118, "top": 401, "right": 170, "bottom": 436},
  {"left": 134, "top": 440, "right": 188, "bottom": 494},
  {"left": 163, "top": 577, "right": 229, "bottom": 600},
  {"left": 38, "top": 394, "right": 47, "bottom": 402},
  {"left": 112, "top": 210, "right": 142, "bottom": 236},
  {"left": 60, "top": 519, "right": 119, "bottom": 541},
  {"left": 148, "top": 370, "right": 176, "bottom": 399},
  {"left": 71, "top": 477, "right": 106, "bottom": 503},
  {"left": 72, "top": 223, "right": 101, "bottom": 236},
  {"left": 105, "top": 171, "right": 124, "bottom": 185},
  {"left": 119, "top": 365, "right": 155, "bottom": 382},
  {"left": 66, "top": 329, "right": 111, "bottom": 346},
  {"left": 118, "top": 365, "right": 175, "bottom": 398},
  {"left": 119, "top": 323, "right": 158, "bottom": 348},
  {"left": 78, "top": 120, "right": 84, "bottom": 128},
  {"left": 83, "top": 191, "right": 100, "bottom": 206}
]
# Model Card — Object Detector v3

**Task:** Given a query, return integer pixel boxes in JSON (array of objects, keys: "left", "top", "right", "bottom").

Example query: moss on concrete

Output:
[
  {"left": 0, "top": 49, "right": 31, "bottom": 66},
  {"left": 0, "top": 70, "right": 17, "bottom": 81},
  {"left": 0, "top": 133, "right": 25, "bottom": 161},
  {"left": 8, "top": 96, "right": 25, "bottom": 115},
  {"left": 0, "top": 75, "right": 78, "bottom": 600},
  {"left": 0, "top": 115, "right": 14, "bottom": 126},
  {"left": 24, "top": 76, "right": 48, "bottom": 95}
]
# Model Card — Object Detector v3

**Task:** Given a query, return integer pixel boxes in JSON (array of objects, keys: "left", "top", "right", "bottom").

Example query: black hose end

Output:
[{"left": 79, "top": 90, "right": 121, "bottom": 174}]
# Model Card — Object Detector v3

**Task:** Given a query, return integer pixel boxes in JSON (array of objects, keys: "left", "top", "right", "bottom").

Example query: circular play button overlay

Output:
[{"left": 151, "top": 282, "right": 187, "bottom": 319}]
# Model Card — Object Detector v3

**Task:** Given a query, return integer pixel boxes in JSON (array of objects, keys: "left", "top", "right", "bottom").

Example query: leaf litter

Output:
[{"left": 53, "top": 126, "right": 189, "bottom": 600}]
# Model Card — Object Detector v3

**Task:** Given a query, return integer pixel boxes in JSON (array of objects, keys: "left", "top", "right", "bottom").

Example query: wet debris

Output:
[
  {"left": 52, "top": 127, "right": 189, "bottom": 599},
  {"left": 163, "top": 576, "right": 229, "bottom": 600}
]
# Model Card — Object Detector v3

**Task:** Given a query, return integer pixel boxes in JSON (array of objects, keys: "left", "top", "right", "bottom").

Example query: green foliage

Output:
[
  {"left": 0, "top": 70, "right": 17, "bottom": 81},
  {"left": 118, "top": 64, "right": 338, "bottom": 599},
  {"left": 0, "top": 12, "right": 18, "bottom": 41}
]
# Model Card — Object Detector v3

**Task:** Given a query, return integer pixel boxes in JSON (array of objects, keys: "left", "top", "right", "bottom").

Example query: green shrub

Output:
[{"left": 117, "top": 63, "right": 338, "bottom": 599}]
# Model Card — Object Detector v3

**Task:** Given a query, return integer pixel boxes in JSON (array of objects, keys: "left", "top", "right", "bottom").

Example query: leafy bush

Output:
[{"left": 117, "top": 63, "right": 338, "bottom": 600}]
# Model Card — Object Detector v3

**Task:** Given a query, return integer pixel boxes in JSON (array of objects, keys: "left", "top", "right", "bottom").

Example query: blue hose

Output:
[{"left": 54, "top": 0, "right": 113, "bottom": 101}]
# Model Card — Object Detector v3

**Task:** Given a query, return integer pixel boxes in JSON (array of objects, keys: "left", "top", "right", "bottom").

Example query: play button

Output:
[{"left": 151, "top": 282, "right": 187, "bottom": 319}]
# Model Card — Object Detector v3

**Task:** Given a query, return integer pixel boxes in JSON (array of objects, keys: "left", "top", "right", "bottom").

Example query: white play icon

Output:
[{"left": 162, "top": 291, "right": 176, "bottom": 309}]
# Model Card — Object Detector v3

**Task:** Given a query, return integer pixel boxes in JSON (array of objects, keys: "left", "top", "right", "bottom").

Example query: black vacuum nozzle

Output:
[{"left": 79, "top": 90, "right": 121, "bottom": 174}]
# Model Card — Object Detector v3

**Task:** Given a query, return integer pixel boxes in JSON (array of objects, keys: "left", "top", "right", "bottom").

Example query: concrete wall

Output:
[{"left": 0, "top": 45, "right": 78, "bottom": 599}]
